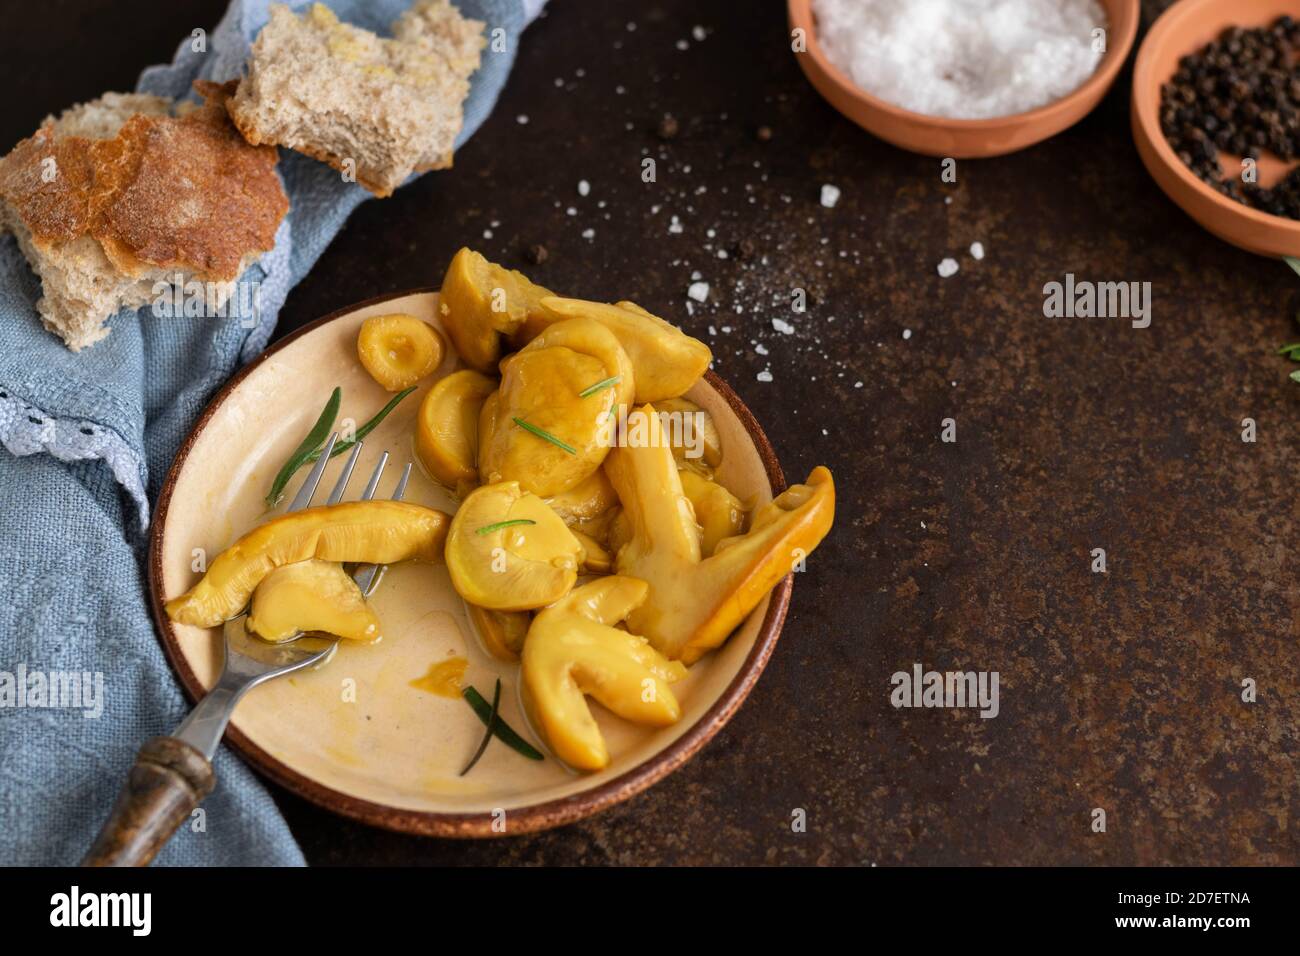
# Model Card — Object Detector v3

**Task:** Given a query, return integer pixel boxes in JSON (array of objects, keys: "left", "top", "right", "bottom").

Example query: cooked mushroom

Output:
[
  {"left": 521, "top": 576, "right": 686, "bottom": 770},
  {"left": 445, "top": 481, "right": 582, "bottom": 611},
  {"left": 605, "top": 405, "right": 835, "bottom": 664}
]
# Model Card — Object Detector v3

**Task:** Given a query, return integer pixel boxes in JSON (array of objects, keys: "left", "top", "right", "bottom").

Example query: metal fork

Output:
[{"left": 82, "top": 435, "right": 412, "bottom": 867}]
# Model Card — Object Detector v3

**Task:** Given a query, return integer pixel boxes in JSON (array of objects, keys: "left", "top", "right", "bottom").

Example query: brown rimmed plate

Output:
[{"left": 148, "top": 290, "right": 793, "bottom": 838}]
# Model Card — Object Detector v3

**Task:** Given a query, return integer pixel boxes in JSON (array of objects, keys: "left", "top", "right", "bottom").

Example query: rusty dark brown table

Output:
[{"left": 5, "top": 0, "right": 1295, "bottom": 865}]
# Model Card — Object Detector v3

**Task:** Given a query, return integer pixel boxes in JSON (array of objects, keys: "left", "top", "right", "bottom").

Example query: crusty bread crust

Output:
[
  {"left": 0, "top": 81, "right": 289, "bottom": 350},
  {"left": 91, "top": 81, "right": 287, "bottom": 281}
]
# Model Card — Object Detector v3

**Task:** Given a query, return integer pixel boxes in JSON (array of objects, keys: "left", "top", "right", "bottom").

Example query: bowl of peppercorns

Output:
[{"left": 1133, "top": 0, "right": 1300, "bottom": 256}]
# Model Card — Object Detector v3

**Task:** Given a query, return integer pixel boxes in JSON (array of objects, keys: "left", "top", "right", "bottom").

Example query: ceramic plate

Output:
[{"left": 149, "top": 290, "right": 792, "bottom": 837}]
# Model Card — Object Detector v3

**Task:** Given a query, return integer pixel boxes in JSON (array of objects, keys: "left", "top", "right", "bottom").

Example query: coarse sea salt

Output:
[{"left": 812, "top": 0, "right": 1107, "bottom": 119}]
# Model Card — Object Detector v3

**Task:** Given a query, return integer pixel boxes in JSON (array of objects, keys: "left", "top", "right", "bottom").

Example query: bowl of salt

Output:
[{"left": 789, "top": 0, "right": 1140, "bottom": 158}]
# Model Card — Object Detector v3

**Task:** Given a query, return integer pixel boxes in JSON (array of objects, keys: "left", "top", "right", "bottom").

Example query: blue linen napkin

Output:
[{"left": 0, "top": 0, "right": 538, "bottom": 866}]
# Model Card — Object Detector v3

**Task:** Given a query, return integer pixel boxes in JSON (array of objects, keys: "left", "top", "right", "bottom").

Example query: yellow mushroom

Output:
[
  {"left": 437, "top": 247, "right": 553, "bottom": 372},
  {"left": 166, "top": 501, "right": 449, "bottom": 627},
  {"left": 479, "top": 318, "right": 634, "bottom": 498},
  {"left": 654, "top": 397, "right": 723, "bottom": 477},
  {"left": 512, "top": 297, "right": 712, "bottom": 404},
  {"left": 445, "top": 481, "right": 582, "bottom": 611},
  {"left": 544, "top": 467, "right": 619, "bottom": 525},
  {"left": 415, "top": 369, "right": 497, "bottom": 492},
  {"left": 521, "top": 576, "right": 687, "bottom": 771},
  {"left": 605, "top": 405, "right": 835, "bottom": 664},
  {"left": 356, "top": 313, "right": 445, "bottom": 391},
  {"left": 247, "top": 559, "right": 380, "bottom": 643},
  {"left": 571, "top": 528, "right": 612, "bottom": 573},
  {"left": 466, "top": 603, "right": 530, "bottom": 663},
  {"left": 679, "top": 470, "right": 746, "bottom": 557}
]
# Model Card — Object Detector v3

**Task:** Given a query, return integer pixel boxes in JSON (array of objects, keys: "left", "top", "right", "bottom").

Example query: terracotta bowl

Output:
[
  {"left": 1132, "top": 0, "right": 1300, "bottom": 257},
  {"left": 788, "top": 0, "right": 1139, "bottom": 158},
  {"left": 148, "top": 290, "right": 794, "bottom": 838}
]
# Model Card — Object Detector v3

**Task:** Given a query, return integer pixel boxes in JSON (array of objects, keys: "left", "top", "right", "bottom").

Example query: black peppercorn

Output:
[{"left": 1160, "top": 16, "right": 1300, "bottom": 219}]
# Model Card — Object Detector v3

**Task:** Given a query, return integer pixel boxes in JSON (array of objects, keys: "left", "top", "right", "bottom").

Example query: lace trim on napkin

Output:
[{"left": 0, "top": 389, "right": 149, "bottom": 526}]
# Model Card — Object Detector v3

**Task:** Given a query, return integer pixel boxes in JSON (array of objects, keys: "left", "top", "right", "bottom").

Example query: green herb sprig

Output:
[
  {"left": 578, "top": 375, "right": 621, "bottom": 399},
  {"left": 512, "top": 417, "right": 577, "bottom": 455},
  {"left": 304, "top": 386, "right": 416, "bottom": 466},
  {"left": 462, "top": 685, "right": 544, "bottom": 761},
  {"left": 476, "top": 519, "right": 537, "bottom": 536},
  {"left": 265, "top": 387, "right": 341, "bottom": 506},
  {"left": 460, "top": 679, "right": 501, "bottom": 776},
  {"left": 264, "top": 386, "right": 416, "bottom": 506}
]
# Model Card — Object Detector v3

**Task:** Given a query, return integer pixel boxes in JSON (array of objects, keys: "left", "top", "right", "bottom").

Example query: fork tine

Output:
[
  {"left": 360, "top": 451, "right": 390, "bottom": 500},
  {"left": 391, "top": 462, "right": 413, "bottom": 501},
  {"left": 352, "top": 458, "right": 408, "bottom": 597},
  {"left": 325, "top": 441, "right": 364, "bottom": 505},
  {"left": 287, "top": 432, "right": 339, "bottom": 513}
]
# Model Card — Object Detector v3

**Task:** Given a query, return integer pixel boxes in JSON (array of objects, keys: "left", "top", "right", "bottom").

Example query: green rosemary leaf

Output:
[
  {"left": 462, "top": 685, "right": 544, "bottom": 761},
  {"left": 305, "top": 386, "right": 417, "bottom": 464},
  {"left": 578, "top": 375, "right": 622, "bottom": 398},
  {"left": 476, "top": 519, "right": 537, "bottom": 536},
  {"left": 512, "top": 417, "right": 577, "bottom": 455},
  {"left": 460, "top": 679, "right": 501, "bottom": 776},
  {"left": 265, "top": 387, "right": 341, "bottom": 507}
]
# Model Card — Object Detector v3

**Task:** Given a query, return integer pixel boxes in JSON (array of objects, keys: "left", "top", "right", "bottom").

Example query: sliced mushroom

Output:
[
  {"left": 166, "top": 501, "right": 449, "bottom": 627},
  {"left": 445, "top": 481, "right": 582, "bottom": 611},
  {"left": 479, "top": 318, "right": 634, "bottom": 497},
  {"left": 248, "top": 559, "right": 380, "bottom": 643},
  {"left": 415, "top": 369, "right": 497, "bottom": 492},
  {"left": 521, "top": 576, "right": 686, "bottom": 771},
  {"left": 438, "top": 247, "right": 554, "bottom": 372},
  {"left": 512, "top": 297, "right": 711, "bottom": 403},
  {"left": 605, "top": 405, "right": 835, "bottom": 664}
]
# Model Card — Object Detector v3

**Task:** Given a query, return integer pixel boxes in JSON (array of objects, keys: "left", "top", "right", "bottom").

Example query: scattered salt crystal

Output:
[
  {"left": 516, "top": 114, "right": 529, "bottom": 125},
  {"left": 692, "top": 24, "right": 707, "bottom": 41},
  {"left": 755, "top": 344, "right": 769, "bottom": 355},
  {"left": 902, "top": 329, "right": 912, "bottom": 340},
  {"left": 581, "top": 228, "right": 595, "bottom": 240},
  {"left": 668, "top": 216, "right": 684, "bottom": 235},
  {"left": 772, "top": 317, "right": 795, "bottom": 334},
  {"left": 820, "top": 184, "right": 841, "bottom": 208},
  {"left": 578, "top": 180, "right": 591, "bottom": 196},
  {"left": 676, "top": 39, "right": 689, "bottom": 51},
  {"left": 970, "top": 241, "right": 985, "bottom": 260},
  {"left": 687, "top": 281, "right": 710, "bottom": 302},
  {"left": 565, "top": 207, "right": 577, "bottom": 216},
  {"left": 937, "top": 258, "right": 959, "bottom": 278},
  {"left": 756, "top": 370, "right": 774, "bottom": 383}
]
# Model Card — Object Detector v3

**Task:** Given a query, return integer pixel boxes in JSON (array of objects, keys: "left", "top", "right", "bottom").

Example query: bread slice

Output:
[
  {"left": 0, "top": 81, "right": 288, "bottom": 350},
  {"left": 228, "top": 2, "right": 485, "bottom": 198}
]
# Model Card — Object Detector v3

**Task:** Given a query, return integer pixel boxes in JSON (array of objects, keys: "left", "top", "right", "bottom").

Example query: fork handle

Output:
[{"left": 81, "top": 736, "right": 215, "bottom": 867}]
